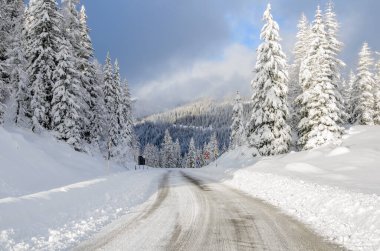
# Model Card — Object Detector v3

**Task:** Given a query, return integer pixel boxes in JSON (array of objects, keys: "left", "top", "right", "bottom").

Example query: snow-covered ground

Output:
[
  {"left": 190, "top": 125, "right": 380, "bottom": 251},
  {"left": 0, "top": 127, "right": 164, "bottom": 250},
  {"left": 1, "top": 126, "right": 380, "bottom": 251}
]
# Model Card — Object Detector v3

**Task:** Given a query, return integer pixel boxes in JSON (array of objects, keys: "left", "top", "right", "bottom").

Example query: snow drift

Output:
[
  {"left": 0, "top": 126, "right": 164, "bottom": 250},
  {"left": 194, "top": 125, "right": 380, "bottom": 251}
]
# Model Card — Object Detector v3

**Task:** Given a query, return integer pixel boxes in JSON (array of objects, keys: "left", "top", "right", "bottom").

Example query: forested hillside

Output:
[{"left": 135, "top": 98, "right": 251, "bottom": 156}]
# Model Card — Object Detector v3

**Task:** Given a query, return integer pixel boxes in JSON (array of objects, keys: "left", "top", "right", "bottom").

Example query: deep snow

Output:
[
  {"left": 0, "top": 126, "right": 164, "bottom": 250},
  {"left": 190, "top": 125, "right": 380, "bottom": 251},
  {"left": 1, "top": 125, "right": 380, "bottom": 251}
]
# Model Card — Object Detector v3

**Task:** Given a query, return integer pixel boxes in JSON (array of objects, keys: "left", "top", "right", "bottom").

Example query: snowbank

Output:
[
  {"left": 195, "top": 126, "right": 380, "bottom": 251},
  {"left": 0, "top": 126, "right": 165, "bottom": 250},
  {"left": 0, "top": 126, "right": 127, "bottom": 198}
]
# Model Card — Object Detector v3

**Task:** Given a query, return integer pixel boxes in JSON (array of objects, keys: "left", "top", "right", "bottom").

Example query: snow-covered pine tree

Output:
[
  {"left": 202, "top": 142, "right": 211, "bottom": 165},
  {"left": 25, "top": 0, "right": 63, "bottom": 131},
  {"left": 77, "top": 4, "right": 103, "bottom": 143},
  {"left": 143, "top": 143, "right": 160, "bottom": 167},
  {"left": 324, "top": 1, "right": 346, "bottom": 124},
  {"left": 0, "top": 0, "right": 24, "bottom": 124},
  {"left": 111, "top": 59, "right": 125, "bottom": 160},
  {"left": 103, "top": 53, "right": 120, "bottom": 158},
  {"left": 294, "top": 14, "right": 311, "bottom": 67},
  {"left": 230, "top": 91, "right": 245, "bottom": 149},
  {"left": 51, "top": 36, "right": 82, "bottom": 151},
  {"left": 351, "top": 43, "right": 375, "bottom": 125},
  {"left": 91, "top": 59, "right": 106, "bottom": 144},
  {"left": 297, "top": 6, "right": 344, "bottom": 150},
  {"left": 246, "top": 4, "right": 291, "bottom": 156},
  {"left": 186, "top": 138, "right": 196, "bottom": 168},
  {"left": 343, "top": 71, "right": 355, "bottom": 124},
  {"left": 209, "top": 132, "right": 219, "bottom": 161},
  {"left": 115, "top": 68, "right": 134, "bottom": 163},
  {"left": 5, "top": 0, "right": 29, "bottom": 126},
  {"left": 174, "top": 139, "right": 181, "bottom": 168},
  {"left": 120, "top": 79, "right": 134, "bottom": 148},
  {"left": 374, "top": 56, "right": 380, "bottom": 125},
  {"left": 289, "top": 14, "right": 310, "bottom": 137},
  {"left": 161, "top": 129, "right": 175, "bottom": 168},
  {"left": 62, "top": 0, "right": 92, "bottom": 140}
]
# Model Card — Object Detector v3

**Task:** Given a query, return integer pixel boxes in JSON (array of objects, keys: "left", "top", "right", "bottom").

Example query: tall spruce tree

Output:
[
  {"left": 161, "top": 129, "right": 175, "bottom": 168},
  {"left": 143, "top": 143, "right": 160, "bottom": 167},
  {"left": 209, "top": 132, "right": 219, "bottom": 161},
  {"left": 374, "top": 56, "right": 380, "bottom": 125},
  {"left": 79, "top": 5, "right": 103, "bottom": 144},
  {"left": 352, "top": 43, "right": 375, "bottom": 125},
  {"left": 103, "top": 53, "right": 120, "bottom": 158},
  {"left": 325, "top": 1, "right": 346, "bottom": 123},
  {"left": 92, "top": 59, "right": 106, "bottom": 144},
  {"left": 343, "top": 71, "right": 355, "bottom": 124},
  {"left": 4, "top": 0, "right": 28, "bottom": 125},
  {"left": 230, "top": 91, "right": 245, "bottom": 149},
  {"left": 297, "top": 6, "right": 344, "bottom": 150},
  {"left": 120, "top": 79, "right": 134, "bottom": 149},
  {"left": 246, "top": 4, "right": 291, "bottom": 156},
  {"left": 294, "top": 14, "right": 311, "bottom": 67},
  {"left": 0, "top": 0, "right": 7, "bottom": 123},
  {"left": 51, "top": 37, "right": 82, "bottom": 151},
  {"left": 186, "top": 138, "right": 196, "bottom": 168},
  {"left": 25, "top": 0, "right": 63, "bottom": 131},
  {"left": 290, "top": 14, "right": 310, "bottom": 136}
]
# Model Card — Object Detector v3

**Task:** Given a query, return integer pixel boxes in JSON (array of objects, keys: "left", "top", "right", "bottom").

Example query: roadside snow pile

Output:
[
  {"left": 0, "top": 126, "right": 125, "bottom": 198},
  {"left": 0, "top": 170, "right": 164, "bottom": 250},
  {"left": 0, "top": 126, "right": 165, "bottom": 250},
  {"left": 198, "top": 126, "right": 380, "bottom": 251}
]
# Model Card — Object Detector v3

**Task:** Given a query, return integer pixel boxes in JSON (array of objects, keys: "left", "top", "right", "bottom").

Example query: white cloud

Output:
[{"left": 134, "top": 44, "right": 256, "bottom": 116}]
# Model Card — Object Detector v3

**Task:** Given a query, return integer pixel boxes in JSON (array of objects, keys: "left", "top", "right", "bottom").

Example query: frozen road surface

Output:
[{"left": 75, "top": 170, "right": 344, "bottom": 251}]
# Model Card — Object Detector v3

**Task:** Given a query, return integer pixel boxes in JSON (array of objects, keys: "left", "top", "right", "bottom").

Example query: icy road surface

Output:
[{"left": 75, "top": 170, "right": 344, "bottom": 251}]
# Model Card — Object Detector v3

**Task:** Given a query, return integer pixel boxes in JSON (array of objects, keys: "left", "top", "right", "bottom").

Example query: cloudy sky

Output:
[{"left": 79, "top": 0, "right": 380, "bottom": 116}]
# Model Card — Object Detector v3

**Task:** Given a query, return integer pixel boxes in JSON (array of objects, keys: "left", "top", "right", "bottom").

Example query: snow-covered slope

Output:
[
  {"left": 0, "top": 126, "right": 165, "bottom": 250},
  {"left": 0, "top": 126, "right": 127, "bottom": 198},
  {"left": 193, "top": 125, "right": 380, "bottom": 251}
]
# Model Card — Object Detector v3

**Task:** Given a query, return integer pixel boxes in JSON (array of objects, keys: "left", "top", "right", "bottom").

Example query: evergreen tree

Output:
[
  {"left": 186, "top": 138, "right": 196, "bottom": 168},
  {"left": 120, "top": 79, "right": 134, "bottom": 149},
  {"left": 25, "top": 0, "right": 63, "bottom": 131},
  {"left": 143, "top": 143, "right": 160, "bottom": 167},
  {"left": 230, "top": 91, "right": 245, "bottom": 149},
  {"left": 78, "top": 5, "right": 102, "bottom": 143},
  {"left": 174, "top": 139, "right": 181, "bottom": 168},
  {"left": 290, "top": 14, "right": 310, "bottom": 137},
  {"left": 352, "top": 43, "right": 375, "bottom": 125},
  {"left": 0, "top": 0, "right": 26, "bottom": 124},
  {"left": 103, "top": 53, "right": 120, "bottom": 158},
  {"left": 324, "top": 1, "right": 346, "bottom": 124},
  {"left": 115, "top": 69, "right": 135, "bottom": 163},
  {"left": 2, "top": 0, "right": 27, "bottom": 125},
  {"left": 209, "top": 132, "right": 219, "bottom": 161},
  {"left": 288, "top": 64, "right": 302, "bottom": 137},
  {"left": 373, "top": 56, "right": 380, "bottom": 125},
  {"left": 294, "top": 13, "right": 311, "bottom": 67},
  {"left": 246, "top": 4, "right": 291, "bottom": 156},
  {"left": 91, "top": 59, "right": 106, "bottom": 144},
  {"left": 297, "top": 6, "right": 344, "bottom": 150},
  {"left": 343, "top": 71, "right": 355, "bottom": 124},
  {"left": 51, "top": 37, "right": 82, "bottom": 150},
  {"left": 161, "top": 129, "right": 175, "bottom": 168}
]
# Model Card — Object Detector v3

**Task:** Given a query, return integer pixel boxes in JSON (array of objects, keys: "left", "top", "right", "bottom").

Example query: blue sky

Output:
[{"left": 77, "top": 0, "right": 380, "bottom": 116}]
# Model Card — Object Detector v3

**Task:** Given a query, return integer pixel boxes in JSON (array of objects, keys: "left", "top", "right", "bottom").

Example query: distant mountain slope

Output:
[{"left": 135, "top": 98, "right": 251, "bottom": 154}]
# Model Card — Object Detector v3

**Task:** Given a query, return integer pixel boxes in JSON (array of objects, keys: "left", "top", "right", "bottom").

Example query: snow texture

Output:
[
  {"left": 194, "top": 125, "right": 380, "bottom": 251},
  {"left": 0, "top": 126, "right": 162, "bottom": 250}
]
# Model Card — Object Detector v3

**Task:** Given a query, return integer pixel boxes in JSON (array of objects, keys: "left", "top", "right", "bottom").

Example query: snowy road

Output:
[{"left": 75, "top": 170, "right": 344, "bottom": 251}]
